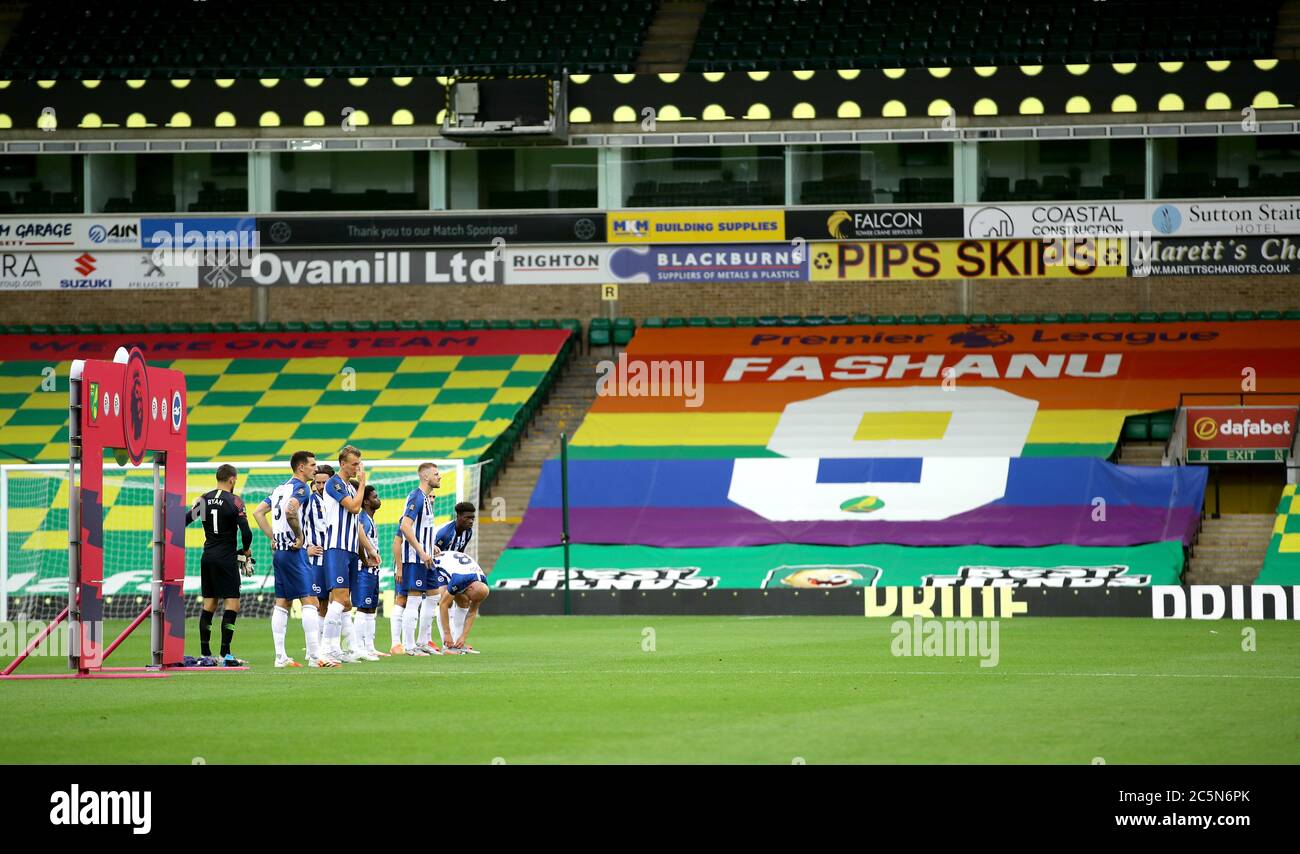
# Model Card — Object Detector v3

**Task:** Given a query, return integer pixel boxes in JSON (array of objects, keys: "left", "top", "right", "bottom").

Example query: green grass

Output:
[{"left": 1, "top": 616, "right": 1298, "bottom": 764}]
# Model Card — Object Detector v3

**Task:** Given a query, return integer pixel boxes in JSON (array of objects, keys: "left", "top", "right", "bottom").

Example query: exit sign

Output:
[{"left": 1186, "top": 448, "right": 1287, "bottom": 463}]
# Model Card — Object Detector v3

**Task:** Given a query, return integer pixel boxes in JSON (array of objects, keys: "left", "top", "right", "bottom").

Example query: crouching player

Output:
[
  {"left": 434, "top": 502, "right": 475, "bottom": 651},
  {"left": 352, "top": 485, "right": 386, "bottom": 659},
  {"left": 436, "top": 551, "right": 489, "bottom": 655}
]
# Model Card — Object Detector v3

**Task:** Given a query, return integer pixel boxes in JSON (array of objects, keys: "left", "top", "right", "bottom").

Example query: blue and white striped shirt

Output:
[
  {"left": 358, "top": 512, "right": 380, "bottom": 576},
  {"left": 321, "top": 474, "right": 359, "bottom": 553},
  {"left": 305, "top": 491, "right": 327, "bottom": 566},
  {"left": 435, "top": 520, "right": 473, "bottom": 554},
  {"left": 261, "top": 477, "right": 309, "bottom": 550},
  {"left": 399, "top": 488, "right": 439, "bottom": 565}
]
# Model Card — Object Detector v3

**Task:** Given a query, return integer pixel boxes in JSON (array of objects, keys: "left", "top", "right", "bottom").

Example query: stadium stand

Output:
[
  {"left": 0, "top": 324, "right": 579, "bottom": 616},
  {"left": 0, "top": 326, "right": 574, "bottom": 467},
  {"left": 0, "top": 0, "right": 656, "bottom": 79},
  {"left": 687, "top": 0, "right": 1281, "bottom": 71}
]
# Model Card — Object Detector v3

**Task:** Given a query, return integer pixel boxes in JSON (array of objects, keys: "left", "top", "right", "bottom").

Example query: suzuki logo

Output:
[{"left": 74, "top": 252, "right": 96, "bottom": 276}]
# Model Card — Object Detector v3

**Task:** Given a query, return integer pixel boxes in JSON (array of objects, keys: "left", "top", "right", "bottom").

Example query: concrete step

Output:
[
  {"left": 1199, "top": 524, "right": 1276, "bottom": 532},
  {"left": 1117, "top": 442, "right": 1166, "bottom": 467},
  {"left": 1187, "top": 559, "right": 1263, "bottom": 570},
  {"left": 476, "top": 352, "right": 600, "bottom": 571},
  {"left": 1203, "top": 513, "right": 1277, "bottom": 520},
  {"left": 1188, "top": 557, "right": 1264, "bottom": 569},
  {"left": 1184, "top": 571, "right": 1260, "bottom": 585},
  {"left": 1188, "top": 570, "right": 1264, "bottom": 579},
  {"left": 1192, "top": 527, "right": 1271, "bottom": 543},
  {"left": 1190, "top": 548, "right": 1258, "bottom": 564},
  {"left": 1187, "top": 556, "right": 1264, "bottom": 566}
]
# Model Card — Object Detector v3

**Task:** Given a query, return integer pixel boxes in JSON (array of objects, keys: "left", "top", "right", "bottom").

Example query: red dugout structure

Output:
[{"left": 1, "top": 347, "right": 188, "bottom": 680}]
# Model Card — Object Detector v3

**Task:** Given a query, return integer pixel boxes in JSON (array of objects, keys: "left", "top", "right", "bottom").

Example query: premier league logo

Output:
[
  {"left": 123, "top": 348, "right": 151, "bottom": 465},
  {"left": 948, "top": 324, "right": 1014, "bottom": 349}
]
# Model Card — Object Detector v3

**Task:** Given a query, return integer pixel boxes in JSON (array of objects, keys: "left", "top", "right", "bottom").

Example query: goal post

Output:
[{"left": 2, "top": 457, "right": 485, "bottom": 625}]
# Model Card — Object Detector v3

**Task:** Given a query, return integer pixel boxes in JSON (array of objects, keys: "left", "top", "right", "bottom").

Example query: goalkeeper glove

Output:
[{"left": 237, "top": 553, "right": 255, "bottom": 577}]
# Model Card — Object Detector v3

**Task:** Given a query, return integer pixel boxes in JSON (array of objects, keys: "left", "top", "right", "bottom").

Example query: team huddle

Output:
[{"left": 187, "top": 447, "right": 488, "bottom": 668}]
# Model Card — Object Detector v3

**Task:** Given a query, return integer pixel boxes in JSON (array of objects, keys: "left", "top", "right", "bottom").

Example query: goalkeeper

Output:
[{"left": 185, "top": 463, "right": 254, "bottom": 666}]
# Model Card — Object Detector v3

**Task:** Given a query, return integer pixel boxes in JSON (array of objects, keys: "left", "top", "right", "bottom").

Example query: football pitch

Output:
[{"left": 1, "top": 615, "right": 1297, "bottom": 764}]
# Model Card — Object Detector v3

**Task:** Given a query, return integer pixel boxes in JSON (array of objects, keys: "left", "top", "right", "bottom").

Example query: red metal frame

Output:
[
  {"left": 0, "top": 607, "right": 69, "bottom": 677},
  {"left": 2, "top": 348, "right": 191, "bottom": 681}
]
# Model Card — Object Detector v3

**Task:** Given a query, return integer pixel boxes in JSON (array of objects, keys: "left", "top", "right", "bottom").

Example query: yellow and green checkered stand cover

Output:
[
  {"left": 1259, "top": 483, "right": 1300, "bottom": 584},
  {"left": 0, "top": 328, "right": 571, "bottom": 463}
]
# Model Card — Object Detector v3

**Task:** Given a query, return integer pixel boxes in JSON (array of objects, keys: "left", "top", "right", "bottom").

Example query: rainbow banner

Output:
[
  {"left": 508, "top": 457, "right": 1207, "bottom": 549},
  {"left": 572, "top": 320, "right": 1300, "bottom": 459}
]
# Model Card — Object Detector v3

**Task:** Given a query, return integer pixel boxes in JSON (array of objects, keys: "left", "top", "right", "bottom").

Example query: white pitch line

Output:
[{"left": 244, "top": 668, "right": 1300, "bottom": 680}]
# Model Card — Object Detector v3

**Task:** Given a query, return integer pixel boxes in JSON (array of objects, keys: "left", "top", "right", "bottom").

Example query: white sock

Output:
[
  {"left": 390, "top": 604, "right": 404, "bottom": 647},
  {"left": 431, "top": 594, "right": 445, "bottom": 644},
  {"left": 402, "top": 597, "right": 421, "bottom": 649},
  {"left": 341, "top": 610, "right": 356, "bottom": 651},
  {"left": 324, "top": 600, "right": 344, "bottom": 654},
  {"left": 451, "top": 603, "right": 468, "bottom": 643},
  {"left": 362, "top": 613, "right": 377, "bottom": 651},
  {"left": 302, "top": 607, "right": 321, "bottom": 660},
  {"left": 418, "top": 595, "right": 436, "bottom": 646},
  {"left": 271, "top": 606, "right": 289, "bottom": 659}
]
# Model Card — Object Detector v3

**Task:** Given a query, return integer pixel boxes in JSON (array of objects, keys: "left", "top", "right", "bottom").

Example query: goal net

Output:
[{"left": 1, "top": 458, "right": 482, "bottom": 621}]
